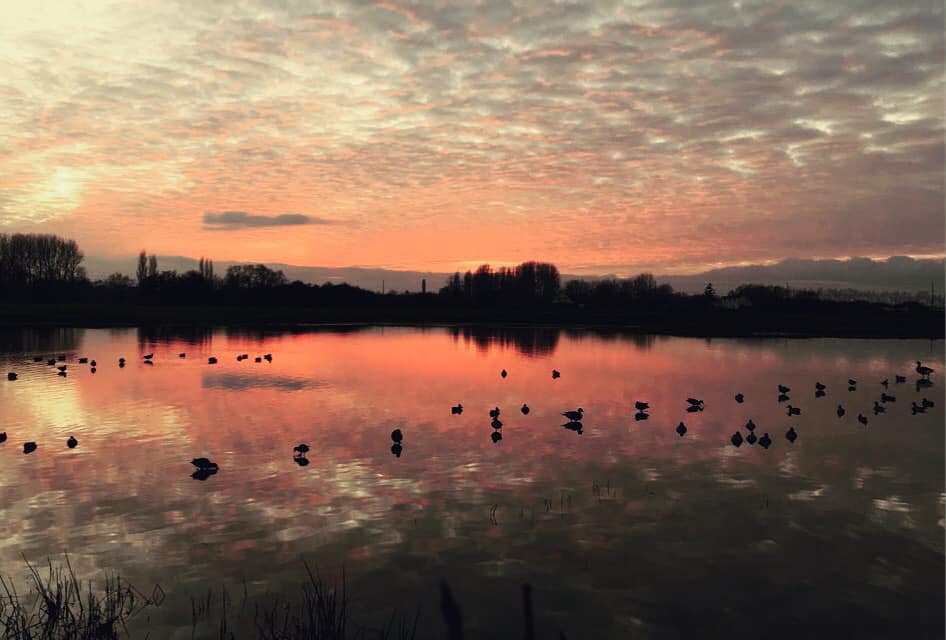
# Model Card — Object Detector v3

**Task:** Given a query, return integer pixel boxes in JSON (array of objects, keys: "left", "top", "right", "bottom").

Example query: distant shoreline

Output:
[{"left": 0, "top": 302, "right": 941, "bottom": 339}]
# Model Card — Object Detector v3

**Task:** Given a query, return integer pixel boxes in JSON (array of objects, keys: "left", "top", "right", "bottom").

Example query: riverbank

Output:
[{"left": 0, "top": 302, "right": 941, "bottom": 338}]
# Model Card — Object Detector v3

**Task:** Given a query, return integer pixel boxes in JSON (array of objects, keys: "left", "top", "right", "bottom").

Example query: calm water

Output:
[{"left": 0, "top": 327, "right": 942, "bottom": 638}]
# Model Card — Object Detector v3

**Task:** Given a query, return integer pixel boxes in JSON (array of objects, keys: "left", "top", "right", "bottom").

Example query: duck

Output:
[
  {"left": 264, "top": 353, "right": 272, "bottom": 362},
  {"left": 731, "top": 432, "right": 743, "bottom": 447},
  {"left": 778, "top": 385, "right": 790, "bottom": 394},
  {"left": 634, "top": 401, "right": 649, "bottom": 412},
  {"left": 191, "top": 458, "right": 219, "bottom": 470},
  {"left": 786, "top": 405, "right": 801, "bottom": 416},
  {"left": 921, "top": 397, "right": 935, "bottom": 408},
  {"left": 778, "top": 394, "right": 790, "bottom": 403},
  {"left": 847, "top": 379, "right": 857, "bottom": 387},
  {"left": 872, "top": 401, "right": 885, "bottom": 415},
  {"left": 7, "top": 372, "right": 16, "bottom": 381},
  {"left": 143, "top": 353, "right": 154, "bottom": 360},
  {"left": 207, "top": 357, "right": 217, "bottom": 365},
  {"left": 57, "top": 365, "right": 67, "bottom": 372},
  {"left": 118, "top": 358, "right": 126, "bottom": 368},
  {"left": 90, "top": 360, "right": 97, "bottom": 367},
  {"left": 785, "top": 427, "right": 797, "bottom": 443},
  {"left": 675, "top": 422, "right": 687, "bottom": 436},
  {"left": 0, "top": 432, "right": 6, "bottom": 443},
  {"left": 686, "top": 398, "right": 704, "bottom": 407},
  {"left": 90, "top": 367, "right": 97, "bottom": 374},
  {"left": 634, "top": 412, "right": 650, "bottom": 421},
  {"left": 552, "top": 370, "right": 561, "bottom": 379},
  {"left": 78, "top": 357, "right": 88, "bottom": 364},
  {"left": 911, "top": 402, "right": 926, "bottom": 415},
  {"left": 759, "top": 433, "right": 772, "bottom": 449},
  {"left": 734, "top": 393, "right": 744, "bottom": 403},
  {"left": 293, "top": 444, "right": 310, "bottom": 457},
  {"left": 24, "top": 442, "right": 37, "bottom": 454},
  {"left": 520, "top": 404, "right": 530, "bottom": 415},
  {"left": 857, "top": 414, "right": 868, "bottom": 426},
  {"left": 489, "top": 407, "right": 501, "bottom": 419},
  {"left": 837, "top": 404, "right": 845, "bottom": 418},
  {"left": 255, "top": 357, "right": 262, "bottom": 363},
  {"left": 561, "top": 408, "right": 583, "bottom": 421},
  {"left": 746, "top": 431, "right": 757, "bottom": 445},
  {"left": 67, "top": 436, "right": 78, "bottom": 449},
  {"left": 745, "top": 419, "right": 756, "bottom": 432},
  {"left": 451, "top": 404, "right": 463, "bottom": 415},
  {"left": 815, "top": 382, "right": 826, "bottom": 391},
  {"left": 491, "top": 431, "right": 503, "bottom": 443},
  {"left": 491, "top": 418, "right": 503, "bottom": 429},
  {"left": 500, "top": 369, "right": 508, "bottom": 378},
  {"left": 916, "top": 361, "right": 934, "bottom": 379},
  {"left": 391, "top": 429, "right": 403, "bottom": 443},
  {"left": 880, "top": 393, "right": 895, "bottom": 403},
  {"left": 815, "top": 389, "right": 826, "bottom": 398},
  {"left": 881, "top": 378, "right": 889, "bottom": 388},
  {"left": 179, "top": 353, "right": 186, "bottom": 358}
]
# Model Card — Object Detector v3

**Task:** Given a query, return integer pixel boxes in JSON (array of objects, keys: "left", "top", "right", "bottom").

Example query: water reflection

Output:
[{"left": 0, "top": 327, "right": 941, "bottom": 638}]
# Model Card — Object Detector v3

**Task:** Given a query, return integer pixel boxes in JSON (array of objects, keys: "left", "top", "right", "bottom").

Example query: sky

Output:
[{"left": 0, "top": 0, "right": 943, "bottom": 276}]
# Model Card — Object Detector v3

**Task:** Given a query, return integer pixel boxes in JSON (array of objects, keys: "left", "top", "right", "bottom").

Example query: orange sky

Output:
[{"left": 0, "top": 1, "right": 943, "bottom": 274}]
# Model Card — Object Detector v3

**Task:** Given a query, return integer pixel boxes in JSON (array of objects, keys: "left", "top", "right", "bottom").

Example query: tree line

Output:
[{"left": 0, "top": 233, "right": 942, "bottom": 310}]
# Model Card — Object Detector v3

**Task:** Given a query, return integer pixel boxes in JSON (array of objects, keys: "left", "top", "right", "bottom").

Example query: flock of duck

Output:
[{"left": 2, "top": 352, "right": 939, "bottom": 479}]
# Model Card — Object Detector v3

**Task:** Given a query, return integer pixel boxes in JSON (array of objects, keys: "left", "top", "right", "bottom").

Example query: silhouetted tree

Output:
[
  {"left": 148, "top": 254, "right": 158, "bottom": 278},
  {"left": 224, "top": 264, "right": 287, "bottom": 289},
  {"left": 136, "top": 251, "right": 147, "bottom": 285},
  {"left": 0, "top": 233, "right": 85, "bottom": 287},
  {"left": 704, "top": 282, "right": 716, "bottom": 299}
]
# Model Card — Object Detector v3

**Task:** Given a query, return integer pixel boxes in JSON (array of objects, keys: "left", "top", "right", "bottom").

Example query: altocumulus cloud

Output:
[{"left": 203, "top": 211, "right": 331, "bottom": 230}]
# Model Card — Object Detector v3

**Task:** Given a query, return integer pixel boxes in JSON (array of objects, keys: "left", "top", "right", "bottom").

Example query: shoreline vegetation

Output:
[
  {"left": 0, "top": 558, "right": 554, "bottom": 640},
  {"left": 0, "top": 233, "right": 942, "bottom": 338}
]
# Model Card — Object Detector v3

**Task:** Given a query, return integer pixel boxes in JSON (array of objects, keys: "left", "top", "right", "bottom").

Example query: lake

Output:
[{"left": 0, "top": 326, "right": 942, "bottom": 638}]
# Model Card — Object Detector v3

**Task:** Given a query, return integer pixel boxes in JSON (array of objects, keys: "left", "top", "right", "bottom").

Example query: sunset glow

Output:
[{"left": 1, "top": 1, "right": 943, "bottom": 274}]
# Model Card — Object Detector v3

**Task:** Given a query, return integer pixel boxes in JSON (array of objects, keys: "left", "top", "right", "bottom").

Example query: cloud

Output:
[{"left": 203, "top": 211, "right": 331, "bottom": 230}]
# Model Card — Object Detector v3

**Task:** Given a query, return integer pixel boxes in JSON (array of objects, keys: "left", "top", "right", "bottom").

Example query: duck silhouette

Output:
[
  {"left": 815, "top": 390, "right": 826, "bottom": 398},
  {"left": 491, "top": 431, "right": 503, "bottom": 443},
  {"left": 634, "top": 401, "right": 649, "bottom": 412},
  {"left": 847, "top": 379, "right": 856, "bottom": 387},
  {"left": 777, "top": 385, "right": 790, "bottom": 394},
  {"left": 745, "top": 419, "right": 756, "bottom": 432},
  {"left": 208, "top": 357, "right": 217, "bottom": 364},
  {"left": 921, "top": 397, "right": 935, "bottom": 408},
  {"left": 0, "top": 432, "right": 6, "bottom": 443},
  {"left": 911, "top": 402, "right": 926, "bottom": 415},
  {"left": 501, "top": 369, "right": 507, "bottom": 378},
  {"left": 57, "top": 370, "right": 67, "bottom": 377},
  {"left": 90, "top": 367, "right": 96, "bottom": 374},
  {"left": 880, "top": 393, "right": 895, "bottom": 403},
  {"left": 686, "top": 398, "right": 704, "bottom": 407},
  {"left": 746, "top": 431, "right": 757, "bottom": 445},
  {"left": 293, "top": 444, "right": 310, "bottom": 457},
  {"left": 489, "top": 407, "right": 501, "bottom": 419},
  {"left": 676, "top": 422, "right": 687, "bottom": 436},
  {"left": 451, "top": 404, "right": 464, "bottom": 415},
  {"left": 7, "top": 372, "right": 16, "bottom": 381},
  {"left": 734, "top": 393, "right": 744, "bottom": 403},
  {"left": 57, "top": 365, "right": 67, "bottom": 372},
  {"left": 837, "top": 404, "right": 845, "bottom": 418},
  {"left": 561, "top": 408, "right": 583, "bottom": 421},
  {"left": 90, "top": 360, "right": 97, "bottom": 367},
  {"left": 857, "top": 414, "right": 868, "bottom": 426},
  {"left": 916, "top": 361, "right": 934, "bottom": 379},
  {"left": 520, "top": 404, "right": 530, "bottom": 415},
  {"left": 143, "top": 354, "right": 153, "bottom": 360},
  {"left": 778, "top": 394, "right": 790, "bottom": 403},
  {"left": 255, "top": 356, "right": 262, "bottom": 363},
  {"left": 24, "top": 442, "right": 37, "bottom": 454},
  {"left": 391, "top": 429, "right": 403, "bottom": 443},
  {"left": 491, "top": 418, "right": 503, "bottom": 429},
  {"left": 191, "top": 458, "right": 219, "bottom": 470},
  {"left": 785, "top": 427, "right": 797, "bottom": 443},
  {"left": 179, "top": 353, "right": 186, "bottom": 358},
  {"left": 67, "top": 436, "right": 78, "bottom": 449},
  {"left": 634, "top": 412, "right": 649, "bottom": 421},
  {"left": 78, "top": 357, "right": 88, "bottom": 364},
  {"left": 552, "top": 370, "right": 560, "bottom": 379},
  {"left": 47, "top": 358, "right": 57, "bottom": 366},
  {"left": 872, "top": 401, "right": 885, "bottom": 415},
  {"left": 118, "top": 358, "right": 125, "bottom": 368},
  {"left": 759, "top": 433, "right": 772, "bottom": 449},
  {"left": 264, "top": 354, "right": 272, "bottom": 362},
  {"left": 880, "top": 378, "right": 888, "bottom": 388},
  {"left": 731, "top": 432, "right": 743, "bottom": 447},
  {"left": 815, "top": 382, "right": 826, "bottom": 391},
  {"left": 786, "top": 405, "right": 800, "bottom": 416}
]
